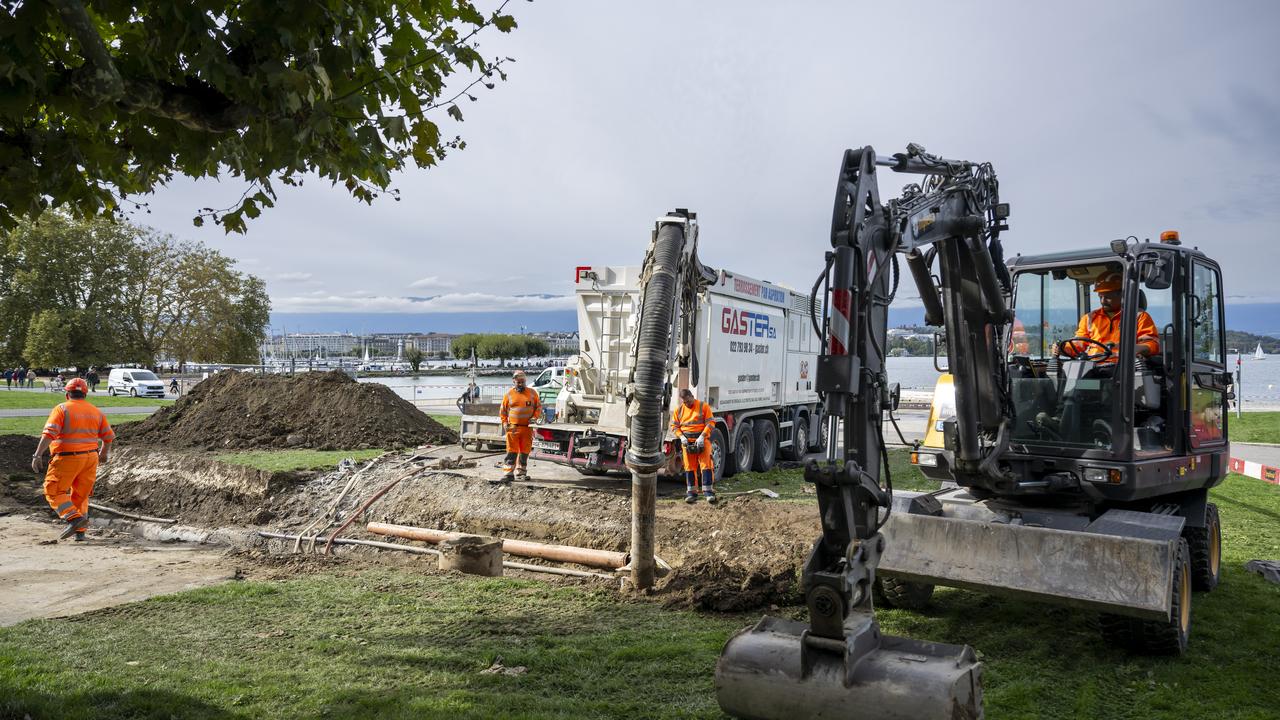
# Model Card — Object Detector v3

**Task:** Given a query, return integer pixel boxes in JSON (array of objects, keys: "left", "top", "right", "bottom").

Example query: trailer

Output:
[{"left": 531, "top": 263, "right": 823, "bottom": 479}]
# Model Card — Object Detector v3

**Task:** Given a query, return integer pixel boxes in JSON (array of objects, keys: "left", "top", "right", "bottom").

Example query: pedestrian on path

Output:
[
  {"left": 25, "top": 368, "right": 35, "bottom": 388},
  {"left": 3, "top": 369, "right": 11, "bottom": 389},
  {"left": 32, "top": 378, "right": 115, "bottom": 541}
]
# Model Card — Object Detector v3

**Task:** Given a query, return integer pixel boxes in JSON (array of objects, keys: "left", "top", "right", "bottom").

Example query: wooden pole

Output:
[{"left": 629, "top": 470, "right": 657, "bottom": 590}]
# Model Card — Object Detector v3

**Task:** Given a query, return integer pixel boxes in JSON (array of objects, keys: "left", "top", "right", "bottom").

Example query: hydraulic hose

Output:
[{"left": 624, "top": 222, "right": 685, "bottom": 473}]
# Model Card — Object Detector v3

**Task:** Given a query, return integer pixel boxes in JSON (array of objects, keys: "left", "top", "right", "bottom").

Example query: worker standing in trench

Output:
[
  {"left": 495, "top": 369, "right": 541, "bottom": 483},
  {"left": 671, "top": 388, "right": 717, "bottom": 504},
  {"left": 31, "top": 378, "right": 115, "bottom": 541}
]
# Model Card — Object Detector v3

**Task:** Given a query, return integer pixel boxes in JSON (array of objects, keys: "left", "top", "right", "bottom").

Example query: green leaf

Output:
[{"left": 446, "top": 104, "right": 463, "bottom": 122}]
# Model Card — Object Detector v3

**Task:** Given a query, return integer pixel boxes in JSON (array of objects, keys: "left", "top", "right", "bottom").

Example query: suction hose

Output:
[
  {"left": 624, "top": 219, "right": 686, "bottom": 591},
  {"left": 625, "top": 222, "right": 684, "bottom": 473}
]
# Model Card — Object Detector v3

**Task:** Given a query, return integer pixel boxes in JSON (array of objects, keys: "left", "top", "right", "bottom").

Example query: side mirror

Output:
[{"left": 1139, "top": 254, "right": 1173, "bottom": 290}]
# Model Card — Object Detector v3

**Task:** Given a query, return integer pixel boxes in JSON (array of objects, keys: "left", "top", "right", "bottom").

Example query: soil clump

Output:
[{"left": 118, "top": 370, "right": 456, "bottom": 450}]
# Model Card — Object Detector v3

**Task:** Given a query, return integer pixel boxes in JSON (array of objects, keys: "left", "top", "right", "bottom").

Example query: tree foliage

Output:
[
  {"left": 0, "top": 213, "right": 270, "bottom": 367},
  {"left": 0, "top": 0, "right": 519, "bottom": 231},
  {"left": 403, "top": 345, "right": 425, "bottom": 371},
  {"left": 452, "top": 333, "right": 547, "bottom": 363}
]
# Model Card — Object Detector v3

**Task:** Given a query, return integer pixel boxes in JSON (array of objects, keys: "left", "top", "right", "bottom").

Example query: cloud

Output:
[
  {"left": 275, "top": 272, "right": 314, "bottom": 282},
  {"left": 271, "top": 292, "right": 577, "bottom": 314},
  {"left": 408, "top": 275, "right": 458, "bottom": 289}
]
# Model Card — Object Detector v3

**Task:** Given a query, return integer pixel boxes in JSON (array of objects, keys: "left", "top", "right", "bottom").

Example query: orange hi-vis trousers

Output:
[
  {"left": 44, "top": 452, "right": 99, "bottom": 533},
  {"left": 681, "top": 435, "right": 714, "bottom": 472}
]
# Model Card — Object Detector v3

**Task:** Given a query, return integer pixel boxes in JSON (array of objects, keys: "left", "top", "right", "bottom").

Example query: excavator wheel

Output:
[
  {"left": 876, "top": 575, "right": 935, "bottom": 611},
  {"left": 1184, "top": 502, "right": 1222, "bottom": 592},
  {"left": 1099, "top": 537, "right": 1192, "bottom": 655}
]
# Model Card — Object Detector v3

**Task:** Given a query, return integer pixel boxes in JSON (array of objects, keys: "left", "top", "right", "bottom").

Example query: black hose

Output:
[{"left": 625, "top": 223, "right": 685, "bottom": 473}]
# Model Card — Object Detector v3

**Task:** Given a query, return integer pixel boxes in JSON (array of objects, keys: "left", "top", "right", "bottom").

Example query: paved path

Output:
[
  {"left": 0, "top": 406, "right": 163, "bottom": 418},
  {"left": 1233, "top": 442, "right": 1280, "bottom": 467}
]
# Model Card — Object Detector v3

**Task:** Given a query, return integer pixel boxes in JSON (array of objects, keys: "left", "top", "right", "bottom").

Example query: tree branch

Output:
[{"left": 49, "top": 0, "right": 124, "bottom": 99}]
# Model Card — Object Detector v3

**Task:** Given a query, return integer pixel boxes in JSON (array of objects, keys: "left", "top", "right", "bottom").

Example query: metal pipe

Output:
[
  {"left": 906, "top": 248, "right": 944, "bottom": 326},
  {"left": 366, "top": 522, "right": 629, "bottom": 570}
]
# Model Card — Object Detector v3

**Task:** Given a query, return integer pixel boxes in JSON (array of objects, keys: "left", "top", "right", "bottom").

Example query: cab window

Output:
[{"left": 1191, "top": 262, "right": 1223, "bottom": 365}]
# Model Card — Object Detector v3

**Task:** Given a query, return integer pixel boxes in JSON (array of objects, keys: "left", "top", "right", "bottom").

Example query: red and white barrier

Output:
[{"left": 1229, "top": 457, "right": 1280, "bottom": 485}]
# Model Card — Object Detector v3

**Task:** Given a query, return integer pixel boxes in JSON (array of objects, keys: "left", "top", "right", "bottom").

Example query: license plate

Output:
[{"left": 533, "top": 441, "right": 560, "bottom": 451}]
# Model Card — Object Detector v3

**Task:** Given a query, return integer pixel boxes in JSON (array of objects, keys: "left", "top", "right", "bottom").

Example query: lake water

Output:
[{"left": 360, "top": 353, "right": 1280, "bottom": 408}]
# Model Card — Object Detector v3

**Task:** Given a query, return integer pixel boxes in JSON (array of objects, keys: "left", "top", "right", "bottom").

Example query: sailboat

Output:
[{"left": 1256, "top": 343, "right": 1266, "bottom": 360}]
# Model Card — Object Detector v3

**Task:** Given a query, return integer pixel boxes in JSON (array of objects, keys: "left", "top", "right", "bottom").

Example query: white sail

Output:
[{"left": 1256, "top": 343, "right": 1266, "bottom": 359}]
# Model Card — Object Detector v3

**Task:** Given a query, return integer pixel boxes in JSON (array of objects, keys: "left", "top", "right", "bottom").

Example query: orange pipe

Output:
[{"left": 366, "top": 522, "right": 627, "bottom": 570}]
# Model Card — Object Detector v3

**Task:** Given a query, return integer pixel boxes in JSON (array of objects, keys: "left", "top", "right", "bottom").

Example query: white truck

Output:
[{"left": 531, "top": 257, "right": 824, "bottom": 480}]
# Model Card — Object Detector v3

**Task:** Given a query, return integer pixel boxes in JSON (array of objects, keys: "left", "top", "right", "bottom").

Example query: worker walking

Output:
[
  {"left": 671, "top": 388, "right": 717, "bottom": 504},
  {"left": 495, "top": 369, "right": 541, "bottom": 483},
  {"left": 32, "top": 378, "right": 114, "bottom": 541}
]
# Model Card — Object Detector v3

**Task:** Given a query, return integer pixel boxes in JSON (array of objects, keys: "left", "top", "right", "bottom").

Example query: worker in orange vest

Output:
[
  {"left": 32, "top": 378, "right": 115, "bottom": 541},
  {"left": 496, "top": 369, "right": 541, "bottom": 483},
  {"left": 670, "top": 388, "right": 717, "bottom": 504},
  {"left": 1055, "top": 272, "right": 1161, "bottom": 361}
]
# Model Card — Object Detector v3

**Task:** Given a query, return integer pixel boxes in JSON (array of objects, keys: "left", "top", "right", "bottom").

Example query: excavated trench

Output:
[{"left": 76, "top": 446, "right": 817, "bottom": 611}]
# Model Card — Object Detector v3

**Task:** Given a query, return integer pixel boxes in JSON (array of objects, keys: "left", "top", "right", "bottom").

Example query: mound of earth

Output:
[
  {"left": 117, "top": 370, "right": 456, "bottom": 451},
  {"left": 0, "top": 434, "right": 36, "bottom": 475}
]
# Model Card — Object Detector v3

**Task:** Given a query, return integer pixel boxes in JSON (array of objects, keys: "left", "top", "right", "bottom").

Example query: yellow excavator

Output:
[{"left": 621, "top": 144, "right": 1227, "bottom": 719}]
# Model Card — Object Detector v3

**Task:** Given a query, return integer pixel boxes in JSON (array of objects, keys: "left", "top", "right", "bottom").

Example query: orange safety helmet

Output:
[
  {"left": 1094, "top": 272, "right": 1122, "bottom": 294},
  {"left": 64, "top": 377, "right": 89, "bottom": 394}
]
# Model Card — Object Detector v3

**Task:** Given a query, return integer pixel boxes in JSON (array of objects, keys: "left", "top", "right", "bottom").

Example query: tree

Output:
[
  {"left": 522, "top": 336, "right": 549, "bottom": 357},
  {"left": 23, "top": 309, "right": 70, "bottom": 369},
  {"left": 453, "top": 333, "right": 482, "bottom": 361},
  {"left": 404, "top": 346, "right": 425, "bottom": 372},
  {"left": 0, "top": 1, "right": 520, "bottom": 231}
]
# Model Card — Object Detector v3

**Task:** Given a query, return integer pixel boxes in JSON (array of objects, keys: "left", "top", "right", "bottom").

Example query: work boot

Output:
[
  {"left": 58, "top": 516, "right": 86, "bottom": 541},
  {"left": 704, "top": 490, "right": 718, "bottom": 504},
  {"left": 685, "top": 490, "right": 698, "bottom": 504},
  {"left": 73, "top": 532, "right": 86, "bottom": 542},
  {"left": 490, "top": 473, "right": 515, "bottom": 485}
]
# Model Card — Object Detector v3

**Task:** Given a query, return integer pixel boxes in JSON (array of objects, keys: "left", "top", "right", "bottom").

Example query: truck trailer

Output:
[{"left": 531, "top": 261, "right": 824, "bottom": 480}]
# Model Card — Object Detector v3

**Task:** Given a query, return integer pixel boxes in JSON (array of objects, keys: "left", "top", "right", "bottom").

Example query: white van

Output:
[{"left": 108, "top": 368, "right": 167, "bottom": 398}]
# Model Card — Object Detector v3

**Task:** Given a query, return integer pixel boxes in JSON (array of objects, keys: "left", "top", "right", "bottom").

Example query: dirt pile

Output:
[
  {"left": 118, "top": 370, "right": 457, "bottom": 451},
  {"left": 0, "top": 434, "right": 36, "bottom": 476}
]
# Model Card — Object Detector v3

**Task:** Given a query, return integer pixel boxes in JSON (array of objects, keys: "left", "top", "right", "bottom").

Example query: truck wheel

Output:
[
  {"left": 727, "top": 421, "right": 754, "bottom": 477},
  {"left": 708, "top": 427, "right": 728, "bottom": 484},
  {"left": 752, "top": 420, "right": 777, "bottom": 472},
  {"left": 876, "top": 576, "right": 934, "bottom": 610},
  {"left": 810, "top": 414, "right": 828, "bottom": 453},
  {"left": 1185, "top": 502, "right": 1222, "bottom": 592},
  {"left": 1099, "top": 537, "right": 1191, "bottom": 655},
  {"left": 782, "top": 415, "right": 808, "bottom": 461}
]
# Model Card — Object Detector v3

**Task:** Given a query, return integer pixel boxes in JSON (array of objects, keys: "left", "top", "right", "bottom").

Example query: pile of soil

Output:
[
  {"left": 117, "top": 370, "right": 457, "bottom": 451},
  {"left": 0, "top": 434, "right": 36, "bottom": 475}
]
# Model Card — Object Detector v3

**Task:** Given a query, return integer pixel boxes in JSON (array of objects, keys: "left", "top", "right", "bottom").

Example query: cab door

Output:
[{"left": 1185, "top": 260, "right": 1229, "bottom": 449}]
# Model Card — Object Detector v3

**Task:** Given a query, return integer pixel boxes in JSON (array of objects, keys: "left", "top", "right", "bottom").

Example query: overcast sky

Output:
[{"left": 141, "top": 0, "right": 1280, "bottom": 316}]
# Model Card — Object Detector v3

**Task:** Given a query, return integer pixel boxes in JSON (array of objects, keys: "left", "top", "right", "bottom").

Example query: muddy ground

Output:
[{"left": 3, "top": 426, "right": 822, "bottom": 620}]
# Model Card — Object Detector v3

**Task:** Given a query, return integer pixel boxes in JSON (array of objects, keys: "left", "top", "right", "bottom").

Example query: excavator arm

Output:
[{"left": 717, "top": 144, "right": 1012, "bottom": 720}]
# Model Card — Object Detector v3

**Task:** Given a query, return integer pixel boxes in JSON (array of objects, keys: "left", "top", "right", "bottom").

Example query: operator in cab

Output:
[{"left": 1054, "top": 272, "right": 1160, "bottom": 362}]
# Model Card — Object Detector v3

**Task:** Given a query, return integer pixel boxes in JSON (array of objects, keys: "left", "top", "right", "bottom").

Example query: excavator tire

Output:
[
  {"left": 1184, "top": 503, "right": 1222, "bottom": 592},
  {"left": 876, "top": 576, "right": 935, "bottom": 611},
  {"left": 1099, "top": 537, "right": 1192, "bottom": 655}
]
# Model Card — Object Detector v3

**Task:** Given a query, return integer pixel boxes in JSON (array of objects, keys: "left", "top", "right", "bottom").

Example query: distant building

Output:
[{"left": 268, "top": 333, "right": 360, "bottom": 357}]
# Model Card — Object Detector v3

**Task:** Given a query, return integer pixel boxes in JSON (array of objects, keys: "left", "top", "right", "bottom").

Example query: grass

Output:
[
  {"left": 1, "top": 476, "right": 1277, "bottom": 718},
  {"left": 428, "top": 414, "right": 460, "bottom": 431},
  {"left": 0, "top": 392, "right": 173, "bottom": 410},
  {"left": 0, "top": 414, "right": 153, "bottom": 436},
  {"left": 1229, "top": 411, "right": 1280, "bottom": 444},
  {"left": 214, "top": 448, "right": 386, "bottom": 472},
  {"left": 706, "top": 446, "right": 937, "bottom": 501}
]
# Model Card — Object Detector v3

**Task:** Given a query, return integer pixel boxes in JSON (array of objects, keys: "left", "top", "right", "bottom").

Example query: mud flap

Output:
[
  {"left": 716, "top": 615, "right": 983, "bottom": 720},
  {"left": 879, "top": 509, "right": 1181, "bottom": 620}
]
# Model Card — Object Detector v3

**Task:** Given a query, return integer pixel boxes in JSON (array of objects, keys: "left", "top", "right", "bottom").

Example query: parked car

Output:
[{"left": 107, "top": 368, "right": 167, "bottom": 398}]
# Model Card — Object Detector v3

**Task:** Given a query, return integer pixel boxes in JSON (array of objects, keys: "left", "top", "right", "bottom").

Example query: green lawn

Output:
[
  {"left": 214, "top": 449, "right": 386, "bottom": 472},
  {"left": 0, "top": 414, "right": 153, "bottom": 436},
  {"left": 428, "top": 414, "right": 460, "bottom": 432},
  {"left": 1230, "top": 411, "right": 1280, "bottom": 444},
  {"left": 2, "top": 471, "right": 1276, "bottom": 718},
  {"left": 708, "top": 447, "right": 937, "bottom": 501},
  {"left": 0, "top": 392, "right": 173, "bottom": 410}
]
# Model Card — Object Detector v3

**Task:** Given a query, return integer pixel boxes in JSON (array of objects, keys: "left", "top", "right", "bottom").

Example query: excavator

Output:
[{"left": 623, "top": 144, "right": 1230, "bottom": 719}]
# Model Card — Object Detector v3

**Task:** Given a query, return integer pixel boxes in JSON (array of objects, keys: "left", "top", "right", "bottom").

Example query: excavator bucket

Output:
[{"left": 716, "top": 616, "right": 983, "bottom": 720}]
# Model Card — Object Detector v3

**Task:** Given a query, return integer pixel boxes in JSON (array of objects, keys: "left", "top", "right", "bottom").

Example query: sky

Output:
[{"left": 139, "top": 0, "right": 1280, "bottom": 327}]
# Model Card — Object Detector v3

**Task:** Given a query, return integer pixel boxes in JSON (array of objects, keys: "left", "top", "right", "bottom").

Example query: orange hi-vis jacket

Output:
[
  {"left": 43, "top": 399, "right": 114, "bottom": 453},
  {"left": 1064, "top": 308, "right": 1161, "bottom": 360},
  {"left": 670, "top": 400, "right": 714, "bottom": 441},
  {"left": 500, "top": 386, "right": 542, "bottom": 427}
]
